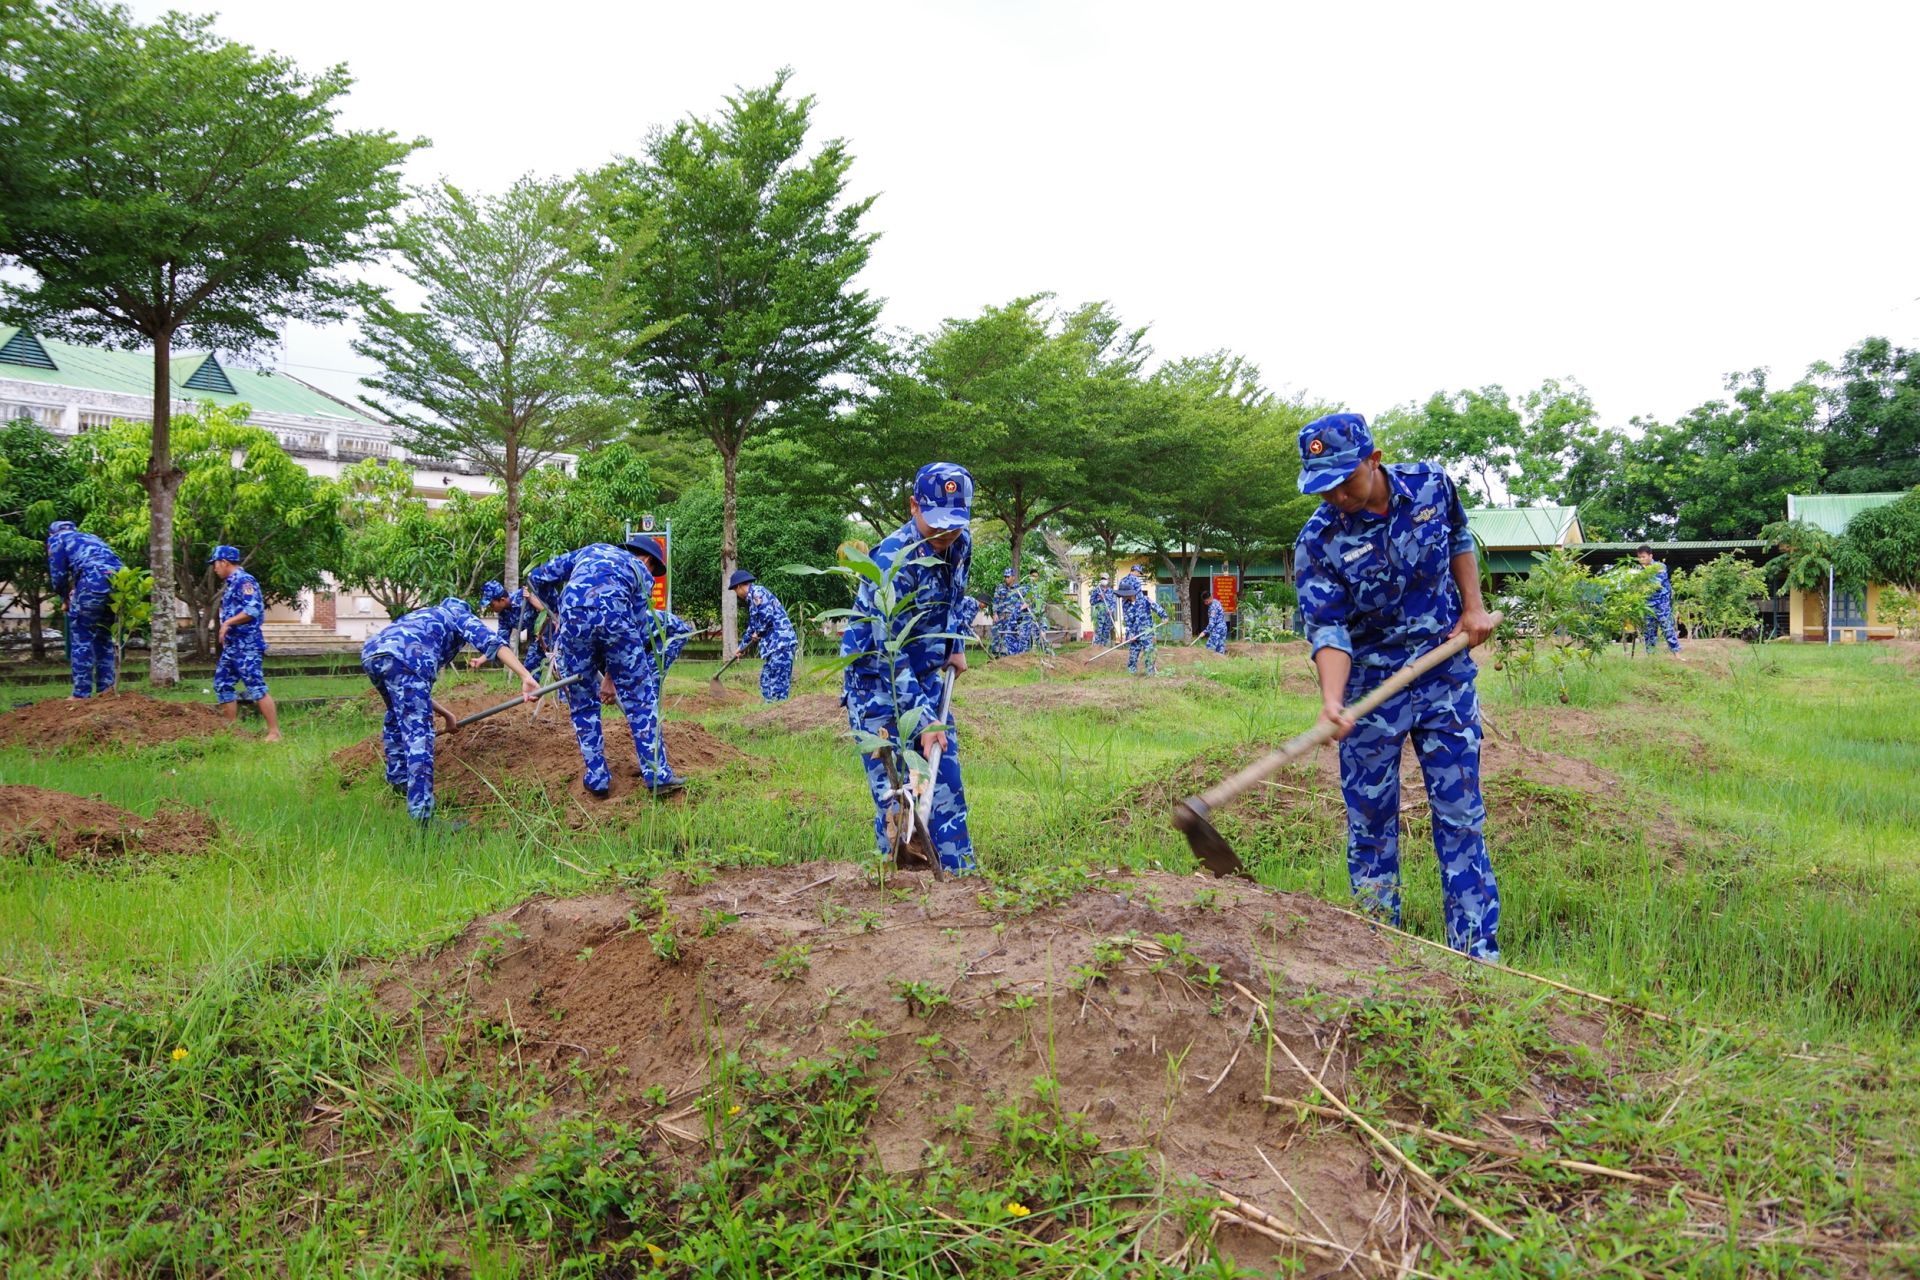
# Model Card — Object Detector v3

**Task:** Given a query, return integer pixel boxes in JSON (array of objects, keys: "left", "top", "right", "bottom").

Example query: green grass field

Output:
[{"left": 1, "top": 642, "right": 1915, "bottom": 1276}]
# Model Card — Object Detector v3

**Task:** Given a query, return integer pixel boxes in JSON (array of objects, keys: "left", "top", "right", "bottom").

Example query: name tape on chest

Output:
[{"left": 1341, "top": 544, "right": 1375, "bottom": 565}]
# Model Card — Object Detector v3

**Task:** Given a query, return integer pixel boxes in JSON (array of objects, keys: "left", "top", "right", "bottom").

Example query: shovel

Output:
[
  {"left": 709, "top": 650, "right": 744, "bottom": 690},
  {"left": 452, "top": 674, "right": 582, "bottom": 730},
  {"left": 887, "top": 667, "right": 956, "bottom": 877},
  {"left": 1171, "top": 616, "right": 1501, "bottom": 879}
]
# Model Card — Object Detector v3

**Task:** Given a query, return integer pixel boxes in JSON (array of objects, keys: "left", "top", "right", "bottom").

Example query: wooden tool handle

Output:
[
  {"left": 915, "top": 666, "right": 957, "bottom": 825},
  {"left": 1190, "top": 616, "right": 1501, "bottom": 816},
  {"left": 452, "top": 673, "right": 582, "bottom": 729}
]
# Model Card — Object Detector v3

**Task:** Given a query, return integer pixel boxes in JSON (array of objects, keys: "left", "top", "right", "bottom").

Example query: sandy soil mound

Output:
[
  {"left": 0, "top": 693, "right": 225, "bottom": 751},
  {"left": 332, "top": 692, "right": 747, "bottom": 820},
  {"left": 965, "top": 678, "right": 1192, "bottom": 717},
  {"left": 661, "top": 685, "right": 751, "bottom": 715},
  {"left": 0, "top": 784, "right": 215, "bottom": 860},
  {"left": 987, "top": 651, "right": 1099, "bottom": 677},
  {"left": 1121, "top": 729, "right": 1682, "bottom": 859},
  {"left": 375, "top": 862, "right": 1606, "bottom": 1267},
  {"left": 737, "top": 691, "right": 846, "bottom": 733}
]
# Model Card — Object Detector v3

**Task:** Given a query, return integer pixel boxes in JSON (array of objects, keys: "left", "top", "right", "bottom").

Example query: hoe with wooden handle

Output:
[
  {"left": 1172, "top": 614, "right": 1501, "bottom": 879},
  {"left": 452, "top": 675, "right": 582, "bottom": 730}
]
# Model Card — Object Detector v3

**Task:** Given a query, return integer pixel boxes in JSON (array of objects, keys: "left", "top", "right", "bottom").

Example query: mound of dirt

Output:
[
  {"left": 332, "top": 692, "right": 748, "bottom": 820},
  {"left": 661, "top": 685, "right": 751, "bottom": 715},
  {"left": 0, "top": 784, "right": 215, "bottom": 860},
  {"left": 964, "top": 678, "right": 1192, "bottom": 717},
  {"left": 0, "top": 693, "right": 225, "bottom": 751},
  {"left": 375, "top": 862, "right": 1604, "bottom": 1268},
  {"left": 1121, "top": 729, "right": 1682, "bottom": 858},
  {"left": 737, "top": 691, "right": 846, "bottom": 733}
]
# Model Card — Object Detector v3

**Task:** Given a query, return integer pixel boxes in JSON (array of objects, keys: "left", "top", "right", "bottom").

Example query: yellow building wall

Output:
[{"left": 1789, "top": 582, "right": 1894, "bottom": 640}]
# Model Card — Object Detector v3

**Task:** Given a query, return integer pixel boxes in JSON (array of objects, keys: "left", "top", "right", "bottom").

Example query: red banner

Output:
[
  {"left": 1212, "top": 574, "right": 1238, "bottom": 613},
  {"left": 651, "top": 532, "right": 669, "bottom": 611}
]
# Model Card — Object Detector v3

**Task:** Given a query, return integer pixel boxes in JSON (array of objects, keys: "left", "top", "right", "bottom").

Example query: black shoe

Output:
[
  {"left": 585, "top": 784, "right": 610, "bottom": 799},
  {"left": 647, "top": 779, "right": 685, "bottom": 798},
  {"left": 389, "top": 781, "right": 407, "bottom": 796}
]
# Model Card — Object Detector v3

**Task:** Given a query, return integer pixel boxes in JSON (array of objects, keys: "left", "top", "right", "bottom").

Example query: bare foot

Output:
[{"left": 265, "top": 731, "right": 282, "bottom": 742}]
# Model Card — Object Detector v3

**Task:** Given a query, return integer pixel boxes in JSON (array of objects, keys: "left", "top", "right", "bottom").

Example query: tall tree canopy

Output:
[
  {"left": 72, "top": 404, "right": 343, "bottom": 653},
  {"left": 596, "top": 71, "right": 879, "bottom": 653},
  {"left": 1819, "top": 338, "right": 1920, "bottom": 494},
  {"left": 0, "top": 0, "right": 420, "bottom": 682},
  {"left": 354, "top": 176, "right": 642, "bottom": 588}
]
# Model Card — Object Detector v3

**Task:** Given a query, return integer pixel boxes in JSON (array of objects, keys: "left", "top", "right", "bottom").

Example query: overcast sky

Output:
[{"left": 131, "top": 0, "right": 1920, "bottom": 428}]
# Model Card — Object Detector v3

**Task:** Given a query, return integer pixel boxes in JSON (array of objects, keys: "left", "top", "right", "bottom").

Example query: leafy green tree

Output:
[
  {"left": 596, "top": 71, "right": 880, "bottom": 653},
  {"left": 71, "top": 404, "right": 344, "bottom": 653},
  {"left": 1671, "top": 553, "right": 1770, "bottom": 638},
  {"left": 0, "top": 0, "right": 420, "bottom": 684},
  {"left": 354, "top": 176, "right": 643, "bottom": 588},
  {"left": 1511, "top": 378, "right": 1604, "bottom": 506},
  {"left": 1843, "top": 487, "right": 1920, "bottom": 594},
  {"left": 1818, "top": 338, "right": 1920, "bottom": 493},
  {"left": 106, "top": 564, "right": 152, "bottom": 685},
  {"left": 1662, "top": 371, "right": 1825, "bottom": 539},
  {"left": 666, "top": 477, "right": 850, "bottom": 632},
  {"left": 0, "top": 418, "right": 86, "bottom": 658},
  {"left": 336, "top": 462, "right": 497, "bottom": 620},
  {"left": 519, "top": 443, "right": 659, "bottom": 570},
  {"left": 1759, "top": 519, "right": 1872, "bottom": 599},
  {"left": 1492, "top": 550, "right": 1651, "bottom": 702},
  {"left": 1376, "top": 386, "right": 1521, "bottom": 504}
]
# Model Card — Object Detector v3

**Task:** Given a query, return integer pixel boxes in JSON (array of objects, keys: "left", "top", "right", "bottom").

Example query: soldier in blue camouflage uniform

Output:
[
  {"left": 730, "top": 570, "right": 799, "bottom": 702},
  {"left": 361, "top": 597, "right": 540, "bottom": 822},
  {"left": 1022, "top": 567, "right": 1056, "bottom": 654},
  {"left": 842, "top": 462, "right": 976, "bottom": 873},
  {"left": 528, "top": 536, "right": 681, "bottom": 798},
  {"left": 1635, "top": 545, "right": 1682, "bottom": 655},
  {"left": 1118, "top": 564, "right": 1166, "bottom": 674},
  {"left": 991, "top": 569, "right": 1026, "bottom": 656},
  {"left": 1091, "top": 574, "right": 1115, "bottom": 646},
  {"left": 656, "top": 610, "right": 698, "bottom": 672},
  {"left": 209, "top": 545, "right": 281, "bottom": 740},
  {"left": 955, "top": 593, "right": 984, "bottom": 648},
  {"left": 1293, "top": 412, "right": 1502, "bottom": 961},
  {"left": 45, "top": 520, "right": 124, "bottom": 699},
  {"left": 477, "top": 579, "right": 553, "bottom": 676},
  {"left": 1204, "top": 590, "right": 1229, "bottom": 655}
]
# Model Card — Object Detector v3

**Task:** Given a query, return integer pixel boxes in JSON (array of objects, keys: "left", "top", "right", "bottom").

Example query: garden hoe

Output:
[
  {"left": 709, "top": 649, "right": 745, "bottom": 691},
  {"left": 452, "top": 674, "right": 583, "bottom": 731},
  {"left": 1171, "top": 615, "right": 1501, "bottom": 879},
  {"left": 1082, "top": 620, "right": 1166, "bottom": 664},
  {"left": 881, "top": 667, "right": 955, "bottom": 878}
]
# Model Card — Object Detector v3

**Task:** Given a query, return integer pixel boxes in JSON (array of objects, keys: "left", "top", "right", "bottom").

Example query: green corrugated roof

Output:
[
  {"left": 0, "top": 327, "right": 378, "bottom": 426},
  {"left": 1784, "top": 492, "right": 1905, "bottom": 536},
  {"left": 1574, "top": 539, "right": 1768, "bottom": 551},
  {"left": 1466, "top": 505, "right": 1578, "bottom": 548}
]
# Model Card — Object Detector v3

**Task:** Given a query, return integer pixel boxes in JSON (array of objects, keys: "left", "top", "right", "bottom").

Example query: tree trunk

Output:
[
  {"left": 720, "top": 442, "right": 739, "bottom": 656},
  {"left": 27, "top": 589, "right": 46, "bottom": 661},
  {"left": 503, "top": 434, "right": 522, "bottom": 588},
  {"left": 145, "top": 335, "right": 184, "bottom": 686}
]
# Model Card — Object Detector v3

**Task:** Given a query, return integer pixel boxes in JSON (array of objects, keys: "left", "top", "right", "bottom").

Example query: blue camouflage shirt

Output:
[
  {"left": 740, "top": 583, "right": 797, "bottom": 653},
  {"left": 528, "top": 543, "right": 652, "bottom": 628},
  {"left": 218, "top": 568, "right": 268, "bottom": 648},
  {"left": 841, "top": 519, "right": 972, "bottom": 723},
  {"left": 495, "top": 588, "right": 541, "bottom": 647},
  {"left": 363, "top": 598, "right": 502, "bottom": 677},
  {"left": 48, "top": 529, "right": 123, "bottom": 597},
  {"left": 1647, "top": 562, "right": 1673, "bottom": 608},
  {"left": 1293, "top": 462, "right": 1476, "bottom": 672}
]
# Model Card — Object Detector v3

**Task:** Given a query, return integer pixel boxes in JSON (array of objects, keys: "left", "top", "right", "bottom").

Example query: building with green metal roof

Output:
[
  {"left": 1782, "top": 491, "right": 1907, "bottom": 642},
  {"left": 0, "top": 326, "right": 497, "bottom": 497},
  {"left": 1465, "top": 505, "right": 1583, "bottom": 577}
]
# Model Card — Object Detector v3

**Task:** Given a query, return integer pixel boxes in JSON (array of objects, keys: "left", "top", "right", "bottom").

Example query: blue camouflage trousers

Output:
[
  {"left": 1643, "top": 602, "right": 1681, "bottom": 653},
  {"left": 364, "top": 653, "right": 438, "bottom": 820},
  {"left": 214, "top": 639, "right": 269, "bottom": 703},
  {"left": 845, "top": 673, "right": 974, "bottom": 873},
  {"left": 1093, "top": 605, "right": 1113, "bottom": 646},
  {"left": 558, "top": 620, "right": 674, "bottom": 793},
  {"left": 760, "top": 643, "right": 796, "bottom": 702},
  {"left": 1205, "top": 616, "right": 1228, "bottom": 654},
  {"left": 66, "top": 590, "right": 117, "bottom": 698},
  {"left": 1338, "top": 660, "right": 1500, "bottom": 960},
  {"left": 1025, "top": 615, "right": 1054, "bottom": 655}
]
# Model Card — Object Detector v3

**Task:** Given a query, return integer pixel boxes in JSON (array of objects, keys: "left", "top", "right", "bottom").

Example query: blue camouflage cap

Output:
[
  {"left": 481, "top": 579, "right": 507, "bottom": 606},
  {"left": 207, "top": 544, "right": 241, "bottom": 565},
  {"left": 1297, "top": 413, "right": 1375, "bottom": 495},
  {"left": 48, "top": 520, "right": 76, "bottom": 536},
  {"left": 913, "top": 462, "right": 974, "bottom": 530}
]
